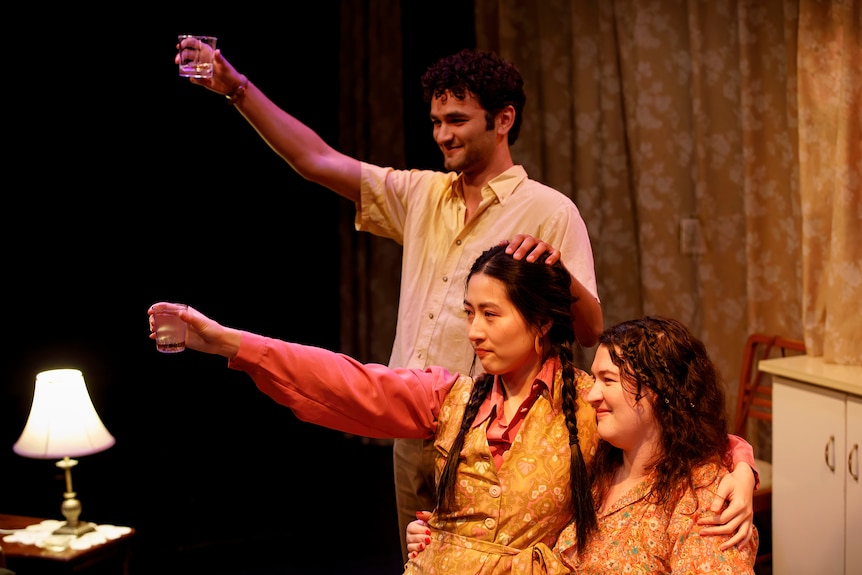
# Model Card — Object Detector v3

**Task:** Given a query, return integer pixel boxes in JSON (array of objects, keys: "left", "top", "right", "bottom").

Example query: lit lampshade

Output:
[{"left": 13, "top": 368, "right": 115, "bottom": 536}]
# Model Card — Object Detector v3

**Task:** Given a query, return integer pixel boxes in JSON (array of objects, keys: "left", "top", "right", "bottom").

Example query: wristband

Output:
[{"left": 225, "top": 75, "right": 248, "bottom": 105}]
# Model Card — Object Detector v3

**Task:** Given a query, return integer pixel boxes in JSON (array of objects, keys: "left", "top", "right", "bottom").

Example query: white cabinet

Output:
[
  {"left": 761, "top": 355, "right": 862, "bottom": 575},
  {"left": 847, "top": 396, "right": 862, "bottom": 572}
]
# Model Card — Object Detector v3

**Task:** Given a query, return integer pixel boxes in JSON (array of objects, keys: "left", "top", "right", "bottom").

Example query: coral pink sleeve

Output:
[
  {"left": 728, "top": 434, "right": 760, "bottom": 490},
  {"left": 227, "top": 331, "right": 458, "bottom": 440}
]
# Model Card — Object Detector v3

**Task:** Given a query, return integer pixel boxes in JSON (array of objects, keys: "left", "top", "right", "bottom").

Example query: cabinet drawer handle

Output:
[
  {"left": 851, "top": 443, "right": 859, "bottom": 482},
  {"left": 825, "top": 435, "right": 836, "bottom": 472}
]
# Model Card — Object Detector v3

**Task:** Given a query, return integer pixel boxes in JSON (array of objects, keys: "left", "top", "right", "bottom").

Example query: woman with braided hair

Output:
[
  {"left": 424, "top": 242, "right": 598, "bottom": 573},
  {"left": 147, "top": 245, "right": 756, "bottom": 574},
  {"left": 408, "top": 316, "right": 760, "bottom": 573}
]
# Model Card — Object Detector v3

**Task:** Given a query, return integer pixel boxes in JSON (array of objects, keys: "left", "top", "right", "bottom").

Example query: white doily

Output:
[{"left": 2, "top": 520, "right": 131, "bottom": 551}]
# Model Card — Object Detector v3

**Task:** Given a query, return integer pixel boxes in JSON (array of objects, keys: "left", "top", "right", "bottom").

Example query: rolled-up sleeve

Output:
[{"left": 228, "top": 332, "right": 459, "bottom": 440}]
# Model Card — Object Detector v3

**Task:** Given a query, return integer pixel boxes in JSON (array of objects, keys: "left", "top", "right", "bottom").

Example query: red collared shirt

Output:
[{"left": 472, "top": 358, "right": 559, "bottom": 469}]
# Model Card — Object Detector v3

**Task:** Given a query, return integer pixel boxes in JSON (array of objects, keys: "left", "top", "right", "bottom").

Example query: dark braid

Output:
[
  {"left": 436, "top": 373, "right": 495, "bottom": 510},
  {"left": 434, "top": 243, "right": 598, "bottom": 549},
  {"left": 557, "top": 335, "right": 599, "bottom": 546}
]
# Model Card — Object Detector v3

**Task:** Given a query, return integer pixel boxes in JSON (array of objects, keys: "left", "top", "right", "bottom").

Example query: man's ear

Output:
[{"left": 496, "top": 105, "right": 516, "bottom": 135}]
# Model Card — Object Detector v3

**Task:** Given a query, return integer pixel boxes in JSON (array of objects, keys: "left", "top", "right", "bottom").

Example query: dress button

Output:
[
  {"left": 484, "top": 518, "right": 497, "bottom": 529},
  {"left": 489, "top": 485, "right": 501, "bottom": 498}
]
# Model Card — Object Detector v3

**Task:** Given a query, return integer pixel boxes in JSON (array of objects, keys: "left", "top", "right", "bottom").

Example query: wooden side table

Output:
[{"left": 0, "top": 514, "right": 134, "bottom": 575}]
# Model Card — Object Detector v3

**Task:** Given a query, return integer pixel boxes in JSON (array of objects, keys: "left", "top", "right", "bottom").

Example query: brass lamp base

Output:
[
  {"left": 53, "top": 521, "right": 96, "bottom": 536},
  {"left": 55, "top": 473, "right": 96, "bottom": 537}
]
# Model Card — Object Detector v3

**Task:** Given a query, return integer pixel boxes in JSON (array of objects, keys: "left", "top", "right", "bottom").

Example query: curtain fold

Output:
[
  {"left": 472, "top": 0, "right": 862, "bottom": 420},
  {"left": 797, "top": 0, "right": 862, "bottom": 363},
  {"left": 337, "top": 0, "right": 404, "bottom": 366}
]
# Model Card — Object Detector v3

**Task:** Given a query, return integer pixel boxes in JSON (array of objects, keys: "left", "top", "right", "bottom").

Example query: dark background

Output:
[{"left": 2, "top": 3, "right": 474, "bottom": 573}]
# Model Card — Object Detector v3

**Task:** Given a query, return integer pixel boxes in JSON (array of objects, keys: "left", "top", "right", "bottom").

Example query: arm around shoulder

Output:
[{"left": 672, "top": 472, "right": 759, "bottom": 574}]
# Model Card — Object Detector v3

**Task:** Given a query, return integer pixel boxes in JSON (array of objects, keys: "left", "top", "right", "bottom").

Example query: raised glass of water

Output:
[
  {"left": 178, "top": 35, "right": 217, "bottom": 79},
  {"left": 153, "top": 304, "right": 189, "bottom": 353}
]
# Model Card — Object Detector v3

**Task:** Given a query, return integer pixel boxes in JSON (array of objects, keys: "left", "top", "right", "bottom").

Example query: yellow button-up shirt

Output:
[{"left": 358, "top": 163, "right": 599, "bottom": 374}]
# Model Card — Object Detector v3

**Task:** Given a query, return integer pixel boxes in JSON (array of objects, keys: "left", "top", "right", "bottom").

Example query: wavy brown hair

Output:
[
  {"left": 434, "top": 243, "right": 597, "bottom": 549},
  {"left": 590, "top": 316, "right": 732, "bottom": 510}
]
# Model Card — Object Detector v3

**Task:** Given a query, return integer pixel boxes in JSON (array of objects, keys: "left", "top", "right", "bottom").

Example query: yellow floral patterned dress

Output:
[{"left": 403, "top": 367, "right": 597, "bottom": 575}]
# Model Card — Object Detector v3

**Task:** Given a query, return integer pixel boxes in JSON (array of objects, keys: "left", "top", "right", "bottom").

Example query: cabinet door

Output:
[
  {"left": 773, "top": 378, "right": 845, "bottom": 575},
  {"left": 847, "top": 396, "right": 862, "bottom": 575}
]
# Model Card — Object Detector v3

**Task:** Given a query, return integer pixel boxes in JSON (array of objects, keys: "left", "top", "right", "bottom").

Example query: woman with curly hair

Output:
[{"left": 548, "top": 316, "right": 759, "bottom": 573}]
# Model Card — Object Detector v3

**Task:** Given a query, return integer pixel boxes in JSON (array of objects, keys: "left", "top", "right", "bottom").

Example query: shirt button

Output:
[
  {"left": 456, "top": 240, "right": 462, "bottom": 245},
  {"left": 428, "top": 313, "right": 434, "bottom": 319},
  {"left": 484, "top": 518, "right": 497, "bottom": 529},
  {"left": 443, "top": 276, "right": 449, "bottom": 282},
  {"left": 489, "top": 486, "right": 501, "bottom": 498}
]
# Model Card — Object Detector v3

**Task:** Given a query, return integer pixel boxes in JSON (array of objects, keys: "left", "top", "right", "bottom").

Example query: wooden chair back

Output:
[
  {"left": 733, "top": 333, "right": 806, "bottom": 438},
  {"left": 733, "top": 333, "right": 805, "bottom": 573}
]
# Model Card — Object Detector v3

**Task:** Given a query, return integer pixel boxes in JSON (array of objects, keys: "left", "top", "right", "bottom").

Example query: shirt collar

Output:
[
  {"left": 451, "top": 165, "right": 527, "bottom": 205},
  {"left": 473, "top": 355, "right": 560, "bottom": 427}
]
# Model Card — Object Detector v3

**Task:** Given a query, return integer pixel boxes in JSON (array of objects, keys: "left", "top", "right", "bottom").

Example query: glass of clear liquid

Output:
[{"left": 178, "top": 35, "right": 217, "bottom": 79}]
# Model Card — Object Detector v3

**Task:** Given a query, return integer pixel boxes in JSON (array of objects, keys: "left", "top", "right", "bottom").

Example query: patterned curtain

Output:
[
  {"left": 797, "top": 0, "right": 862, "bottom": 363},
  {"left": 335, "top": 0, "right": 861, "bottom": 425},
  {"left": 473, "top": 0, "right": 862, "bottom": 421}
]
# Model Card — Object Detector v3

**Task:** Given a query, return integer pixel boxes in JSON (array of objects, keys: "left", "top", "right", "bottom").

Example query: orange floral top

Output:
[{"left": 551, "top": 462, "right": 759, "bottom": 574}]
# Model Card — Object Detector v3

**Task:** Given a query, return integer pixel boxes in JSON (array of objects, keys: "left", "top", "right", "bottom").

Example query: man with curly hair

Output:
[{"left": 178, "top": 46, "right": 754, "bottom": 562}]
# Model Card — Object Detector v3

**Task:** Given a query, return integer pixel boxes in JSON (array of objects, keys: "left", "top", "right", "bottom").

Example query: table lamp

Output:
[{"left": 12, "top": 368, "right": 116, "bottom": 536}]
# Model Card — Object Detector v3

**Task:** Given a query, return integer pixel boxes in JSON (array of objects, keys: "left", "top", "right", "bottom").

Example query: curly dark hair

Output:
[
  {"left": 420, "top": 48, "right": 526, "bottom": 146},
  {"left": 590, "top": 316, "right": 732, "bottom": 510},
  {"left": 434, "top": 243, "right": 597, "bottom": 550}
]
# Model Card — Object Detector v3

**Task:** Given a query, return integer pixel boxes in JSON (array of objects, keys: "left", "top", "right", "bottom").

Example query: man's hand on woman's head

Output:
[{"left": 504, "top": 234, "right": 561, "bottom": 264}]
